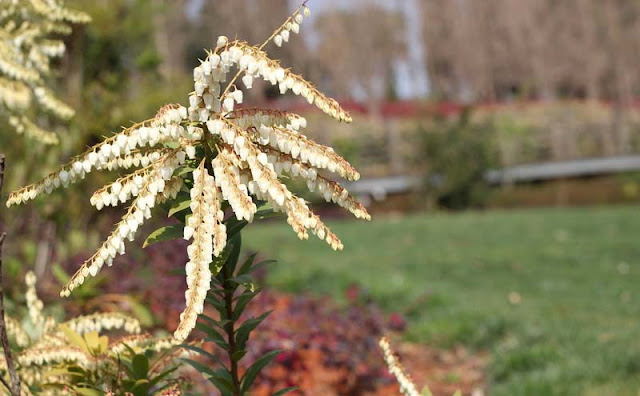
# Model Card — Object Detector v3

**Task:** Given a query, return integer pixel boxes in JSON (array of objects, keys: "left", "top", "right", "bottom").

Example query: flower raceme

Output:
[
  {"left": 5, "top": 272, "right": 185, "bottom": 395},
  {"left": 0, "top": 0, "right": 90, "bottom": 144},
  {"left": 7, "top": 3, "right": 370, "bottom": 341}
]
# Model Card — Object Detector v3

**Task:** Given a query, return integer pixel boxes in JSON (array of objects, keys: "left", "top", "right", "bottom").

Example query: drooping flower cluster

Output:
[
  {"left": 8, "top": 3, "right": 370, "bottom": 341},
  {"left": 2, "top": 272, "right": 185, "bottom": 395},
  {"left": 174, "top": 160, "right": 226, "bottom": 341},
  {"left": 379, "top": 337, "right": 422, "bottom": 396},
  {"left": 0, "top": 0, "right": 90, "bottom": 144}
]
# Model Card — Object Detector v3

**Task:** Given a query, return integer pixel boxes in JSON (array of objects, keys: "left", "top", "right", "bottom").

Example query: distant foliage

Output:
[
  {"left": 0, "top": 0, "right": 89, "bottom": 144},
  {"left": 416, "top": 108, "right": 497, "bottom": 209}
]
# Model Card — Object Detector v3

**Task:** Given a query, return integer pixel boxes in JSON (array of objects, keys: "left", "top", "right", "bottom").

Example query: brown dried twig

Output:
[{"left": 0, "top": 155, "right": 20, "bottom": 395}]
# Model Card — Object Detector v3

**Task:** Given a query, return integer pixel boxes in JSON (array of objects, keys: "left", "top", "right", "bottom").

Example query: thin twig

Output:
[
  {"left": 219, "top": 0, "right": 309, "bottom": 102},
  {"left": 0, "top": 374, "right": 11, "bottom": 394},
  {"left": 0, "top": 155, "right": 20, "bottom": 395}
]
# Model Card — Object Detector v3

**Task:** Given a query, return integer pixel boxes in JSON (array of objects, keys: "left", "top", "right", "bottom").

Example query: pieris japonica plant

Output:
[
  {"left": 7, "top": 2, "right": 370, "bottom": 394},
  {"left": 3, "top": 271, "right": 188, "bottom": 395},
  {"left": 0, "top": 0, "right": 90, "bottom": 144}
]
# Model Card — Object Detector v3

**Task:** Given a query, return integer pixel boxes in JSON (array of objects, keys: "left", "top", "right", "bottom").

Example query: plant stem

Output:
[
  {"left": 0, "top": 155, "right": 20, "bottom": 395},
  {"left": 223, "top": 264, "right": 241, "bottom": 396}
]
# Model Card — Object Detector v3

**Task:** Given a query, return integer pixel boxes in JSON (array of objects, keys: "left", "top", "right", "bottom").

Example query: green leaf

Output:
[
  {"left": 205, "top": 295, "right": 227, "bottom": 314},
  {"left": 232, "top": 291, "right": 259, "bottom": 321},
  {"left": 143, "top": 225, "right": 183, "bottom": 248},
  {"left": 147, "top": 365, "right": 179, "bottom": 388},
  {"left": 254, "top": 208, "right": 281, "bottom": 221},
  {"left": 237, "top": 253, "right": 257, "bottom": 276},
  {"left": 273, "top": 387, "right": 298, "bottom": 396},
  {"left": 51, "top": 263, "right": 70, "bottom": 285},
  {"left": 241, "top": 350, "right": 281, "bottom": 394},
  {"left": 225, "top": 219, "right": 248, "bottom": 240},
  {"left": 83, "top": 331, "right": 103, "bottom": 355},
  {"left": 173, "top": 165, "right": 195, "bottom": 178},
  {"left": 420, "top": 386, "right": 434, "bottom": 396},
  {"left": 131, "top": 354, "right": 149, "bottom": 380},
  {"left": 208, "top": 369, "right": 235, "bottom": 395},
  {"left": 181, "top": 358, "right": 216, "bottom": 376},
  {"left": 168, "top": 194, "right": 192, "bottom": 217},
  {"left": 75, "top": 388, "right": 103, "bottom": 396},
  {"left": 43, "top": 368, "right": 85, "bottom": 379},
  {"left": 128, "top": 299, "right": 155, "bottom": 327},
  {"left": 180, "top": 344, "right": 226, "bottom": 367},
  {"left": 238, "top": 256, "right": 276, "bottom": 276},
  {"left": 236, "top": 311, "right": 271, "bottom": 351},
  {"left": 195, "top": 322, "right": 228, "bottom": 349},
  {"left": 130, "top": 378, "right": 151, "bottom": 395},
  {"left": 229, "top": 274, "right": 257, "bottom": 292},
  {"left": 225, "top": 234, "right": 242, "bottom": 276},
  {"left": 231, "top": 349, "right": 247, "bottom": 362},
  {"left": 200, "top": 313, "right": 230, "bottom": 330},
  {"left": 59, "top": 325, "right": 89, "bottom": 354}
]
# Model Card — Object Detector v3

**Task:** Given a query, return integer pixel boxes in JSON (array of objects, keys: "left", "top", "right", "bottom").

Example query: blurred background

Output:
[{"left": 3, "top": 0, "right": 640, "bottom": 395}]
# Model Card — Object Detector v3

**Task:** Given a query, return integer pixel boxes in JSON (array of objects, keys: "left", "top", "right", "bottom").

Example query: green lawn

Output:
[{"left": 243, "top": 206, "right": 640, "bottom": 396}]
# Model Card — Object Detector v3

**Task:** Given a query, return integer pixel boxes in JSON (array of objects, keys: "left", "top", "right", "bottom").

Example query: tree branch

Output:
[{"left": 0, "top": 155, "right": 20, "bottom": 395}]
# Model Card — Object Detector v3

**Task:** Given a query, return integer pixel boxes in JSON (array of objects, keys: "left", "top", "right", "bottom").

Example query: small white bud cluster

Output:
[
  {"left": 61, "top": 151, "right": 185, "bottom": 297},
  {"left": 99, "top": 151, "right": 165, "bottom": 172},
  {"left": 90, "top": 167, "right": 152, "bottom": 210},
  {"left": 266, "top": 149, "right": 370, "bottom": 220},
  {"left": 8, "top": 115, "right": 58, "bottom": 145},
  {"left": 6, "top": 316, "right": 30, "bottom": 348},
  {"left": 0, "top": 77, "right": 31, "bottom": 111},
  {"left": 188, "top": 38, "right": 351, "bottom": 123},
  {"left": 212, "top": 149, "right": 257, "bottom": 222},
  {"left": 7, "top": 106, "right": 189, "bottom": 207},
  {"left": 230, "top": 108, "right": 307, "bottom": 132},
  {"left": 0, "top": 46, "right": 39, "bottom": 82},
  {"left": 379, "top": 337, "right": 421, "bottom": 396},
  {"left": 253, "top": 125, "right": 359, "bottom": 181},
  {"left": 64, "top": 313, "right": 141, "bottom": 336},
  {"left": 155, "top": 176, "right": 185, "bottom": 205},
  {"left": 109, "top": 334, "right": 181, "bottom": 357},
  {"left": 18, "top": 346, "right": 91, "bottom": 368},
  {"left": 188, "top": 45, "right": 243, "bottom": 122},
  {"left": 28, "top": 0, "right": 92, "bottom": 24},
  {"left": 89, "top": 158, "right": 183, "bottom": 211},
  {"left": 25, "top": 271, "right": 45, "bottom": 327},
  {"left": 175, "top": 163, "right": 220, "bottom": 341},
  {"left": 231, "top": 43, "right": 352, "bottom": 122},
  {"left": 274, "top": 6, "right": 310, "bottom": 47},
  {"left": 39, "top": 39, "right": 66, "bottom": 58},
  {"left": 219, "top": 129, "right": 344, "bottom": 250},
  {"left": 34, "top": 86, "right": 74, "bottom": 119}
]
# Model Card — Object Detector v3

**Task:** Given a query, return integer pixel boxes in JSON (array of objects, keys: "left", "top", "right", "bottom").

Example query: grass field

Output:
[{"left": 243, "top": 206, "right": 640, "bottom": 396}]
